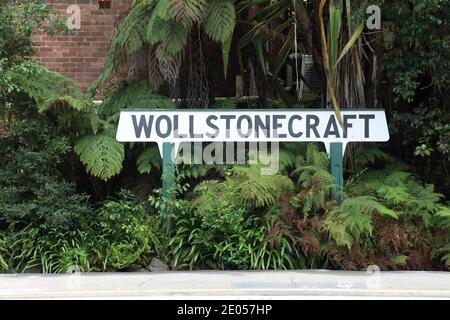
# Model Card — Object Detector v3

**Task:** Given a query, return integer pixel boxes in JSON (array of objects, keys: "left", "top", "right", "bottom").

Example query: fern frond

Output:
[
  {"left": 306, "top": 144, "right": 328, "bottom": 169},
  {"left": 231, "top": 165, "right": 294, "bottom": 208},
  {"left": 353, "top": 145, "right": 395, "bottom": 169},
  {"left": 38, "top": 96, "right": 91, "bottom": 113},
  {"left": 204, "top": 0, "right": 235, "bottom": 43},
  {"left": 101, "top": 80, "right": 175, "bottom": 119},
  {"left": 157, "top": 24, "right": 189, "bottom": 61},
  {"left": 384, "top": 171, "right": 411, "bottom": 186},
  {"left": 10, "top": 65, "right": 88, "bottom": 110},
  {"left": 145, "top": 11, "right": 167, "bottom": 44},
  {"left": 376, "top": 184, "right": 410, "bottom": 206},
  {"left": 194, "top": 180, "right": 223, "bottom": 195},
  {"left": 342, "top": 196, "right": 399, "bottom": 219},
  {"left": 154, "top": 0, "right": 171, "bottom": 20},
  {"left": 323, "top": 196, "right": 387, "bottom": 248},
  {"left": 169, "top": 0, "right": 208, "bottom": 28},
  {"left": 137, "top": 146, "right": 162, "bottom": 174},
  {"left": 179, "top": 165, "right": 213, "bottom": 179},
  {"left": 321, "top": 213, "right": 354, "bottom": 249},
  {"left": 74, "top": 134, "right": 125, "bottom": 181}
]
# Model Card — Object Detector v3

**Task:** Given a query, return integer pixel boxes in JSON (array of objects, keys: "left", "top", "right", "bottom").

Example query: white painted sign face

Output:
[{"left": 116, "top": 110, "right": 390, "bottom": 155}]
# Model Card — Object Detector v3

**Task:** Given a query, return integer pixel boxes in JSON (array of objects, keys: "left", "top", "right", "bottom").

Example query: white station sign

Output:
[{"left": 116, "top": 109, "right": 390, "bottom": 155}]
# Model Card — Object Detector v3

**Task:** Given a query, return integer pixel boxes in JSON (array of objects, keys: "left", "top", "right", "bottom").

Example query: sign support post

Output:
[
  {"left": 162, "top": 142, "right": 175, "bottom": 199},
  {"left": 330, "top": 142, "right": 343, "bottom": 205},
  {"left": 162, "top": 142, "right": 175, "bottom": 230}
]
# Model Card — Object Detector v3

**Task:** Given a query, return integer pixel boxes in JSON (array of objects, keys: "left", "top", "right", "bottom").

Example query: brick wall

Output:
[{"left": 33, "top": 0, "right": 133, "bottom": 92}]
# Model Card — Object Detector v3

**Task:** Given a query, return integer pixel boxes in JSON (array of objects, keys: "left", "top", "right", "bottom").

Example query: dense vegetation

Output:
[{"left": 0, "top": 0, "right": 449, "bottom": 273}]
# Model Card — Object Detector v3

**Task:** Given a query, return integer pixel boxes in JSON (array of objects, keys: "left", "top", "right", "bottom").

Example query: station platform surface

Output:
[{"left": 1, "top": 270, "right": 450, "bottom": 299}]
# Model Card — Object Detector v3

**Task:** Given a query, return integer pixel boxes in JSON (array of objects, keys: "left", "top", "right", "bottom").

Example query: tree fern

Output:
[
  {"left": 91, "top": 0, "right": 238, "bottom": 93},
  {"left": 74, "top": 134, "right": 125, "bottom": 181},
  {"left": 204, "top": 0, "right": 235, "bottom": 43}
]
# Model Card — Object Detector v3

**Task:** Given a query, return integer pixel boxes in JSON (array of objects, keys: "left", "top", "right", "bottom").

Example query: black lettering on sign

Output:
[
  {"left": 173, "top": 115, "right": 187, "bottom": 138},
  {"left": 324, "top": 115, "right": 340, "bottom": 138},
  {"left": 359, "top": 114, "right": 375, "bottom": 138},
  {"left": 206, "top": 115, "right": 219, "bottom": 138},
  {"left": 155, "top": 115, "right": 172, "bottom": 138},
  {"left": 255, "top": 115, "right": 270, "bottom": 138},
  {"left": 273, "top": 115, "right": 287, "bottom": 138},
  {"left": 132, "top": 115, "right": 154, "bottom": 138},
  {"left": 306, "top": 115, "right": 320, "bottom": 138},
  {"left": 288, "top": 115, "right": 303, "bottom": 138},
  {"left": 189, "top": 115, "right": 203, "bottom": 138},
  {"left": 220, "top": 115, "right": 236, "bottom": 138},
  {"left": 237, "top": 115, "right": 253, "bottom": 138},
  {"left": 343, "top": 115, "right": 357, "bottom": 138}
]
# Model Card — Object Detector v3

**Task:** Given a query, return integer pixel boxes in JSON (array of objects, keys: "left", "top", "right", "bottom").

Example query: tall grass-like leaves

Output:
[{"left": 319, "top": 0, "right": 365, "bottom": 128}]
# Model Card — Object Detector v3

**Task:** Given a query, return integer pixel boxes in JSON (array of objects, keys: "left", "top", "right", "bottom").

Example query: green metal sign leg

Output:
[
  {"left": 330, "top": 142, "right": 343, "bottom": 205},
  {"left": 162, "top": 142, "right": 175, "bottom": 230},
  {"left": 162, "top": 142, "right": 175, "bottom": 199}
]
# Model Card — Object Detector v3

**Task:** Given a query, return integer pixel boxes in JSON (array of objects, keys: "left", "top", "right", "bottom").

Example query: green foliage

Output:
[
  {"left": 353, "top": 145, "right": 395, "bottom": 170},
  {"left": 101, "top": 80, "right": 176, "bottom": 117},
  {"left": 381, "top": 0, "right": 450, "bottom": 102},
  {"left": 195, "top": 165, "right": 294, "bottom": 210},
  {"left": 9, "top": 64, "right": 90, "bottom": 112},
  {"left": 290, "top": 144, "right": 335, "bottom": 216},
  {"left": 74, "top": 134, "right": 125, "bottom": 181},
  {"left": 137, "top": 145, "right": 162, "bottom": 175},
  {"left": 169, "top": 0, "right": 208, "bottom": 28},
  {"left": 0, "top": 105, "right": 91, "bottom": 227},
  {"left": 0, "top": 0, "right": 66, "bottom": 100},
  {"left": 168, "top": 192, "right": 303, "bottom": 270},
  {"left": 95, "top": 191, "right": 168, "bottom": 270},
  {"left": 204, "top": 0, "right": 236, "bottom": 43},
  {"left": 370, "top": 0, "right": 450, "bottom": 197},
  {"left": 348, "top": 166, "right": 445, "bottom": 227},
  {"left": 0, "top": 232, "right": 8, "bottom": 272},
  {"left": 0, "top": 190, "right": 167, "bottom": 273},
  {"left": 0, "top": 1, "right": 64, "bottom": 57},
  {"left": 390, "top": 103, "right": 450, "bottom": 195}
]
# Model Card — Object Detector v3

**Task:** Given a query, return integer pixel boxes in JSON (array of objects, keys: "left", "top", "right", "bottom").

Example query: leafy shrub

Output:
[
  {"left": 169, "top": 198, "right": 303, "bottom": 270},
  {"left": 166, "top": 165, "right": 302, "bottom": 270},
  {"left": 319, "top": 165, "right": 450, "bottom": 270},
  {"left": 95, "top": 190, "right": 168, "bottom": 270}
]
